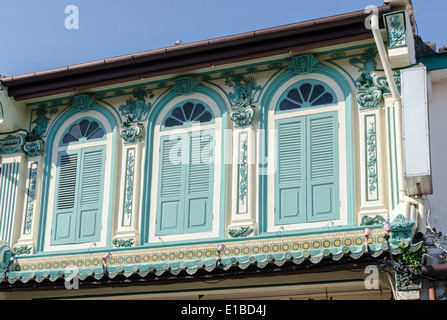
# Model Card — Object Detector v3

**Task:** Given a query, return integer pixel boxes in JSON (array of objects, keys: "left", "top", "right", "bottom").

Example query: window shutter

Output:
[
  {"left": 76, "top": 147, "right": 105, "bottom": 242},
  {"left": 275, "top": 118, "right": 306, "bottom": 224},
  {"left": 52, "top": 152, "right": 79, "bottom": 244},
  {"left": 185, "top": 132, "right": 214, "bottom": 233},
  {"left": 275, "top": 111, "right": 339, "bottom": 225},
  {"left": 307, "top": 112, "right": 339, "bottom": 222},
  {"left": 52, "top": 146, "right": 105, "bottom": 245},
  {"left": 157, "top": 136, "right": 185, "bottom": 235}
]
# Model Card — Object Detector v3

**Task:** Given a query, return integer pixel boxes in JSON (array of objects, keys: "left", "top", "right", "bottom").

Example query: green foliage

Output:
[{"left": 397, "top": 242, "right": 428, "bottom": 273}]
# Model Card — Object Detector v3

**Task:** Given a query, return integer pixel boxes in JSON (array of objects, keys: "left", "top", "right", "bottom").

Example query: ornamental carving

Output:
[
  {"left": 390, "top": 214, "right": 415, "bottom": 244},
  {"left": 350, "top": 48, "right": 378, "bottom": 88},
  {"left": 387, "top": 13, "right": 406, "bottom": 48},
  {"left": 230, "top": 107, "right": 255, "bottom": 127},
  {"left": 171, "top": 76, "right": 200, "bottom": 95},
  {"left": 287, "top": 54, "right": 320, "bottom": 75},
  {"left": 366, "top": 119, "right": 378, "bottom": 199},
  {"left": 29, "top": 104, "right": 58, "bottom": 139},
  {"left": 228, "top": 226, "right": 253, "bottom": 238},
  {"left": 0, "top": 130, "right": 27, "bottom": 155},
  {"left": 119, "top": 87, "right": 153, "bottom": 121},
  {"left": 225, "top": 74, "right": 261, "bottom": 127},
  {"left": 119, "top": 116, "right": 144, "bottom": 144},
  {"left": 356, "top": 87, "right": 383, "bottom": 110},
  {"left": 71, "top": 94, "right": 95, "bottom": 112},
  {"left": 23, "top": 139, "right": 44, "bottom": 157}
]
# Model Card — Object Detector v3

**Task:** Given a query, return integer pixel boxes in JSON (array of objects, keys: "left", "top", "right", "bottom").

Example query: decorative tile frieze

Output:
[{"left": 13, "top": 229, "right": 388, "bottom": 274}]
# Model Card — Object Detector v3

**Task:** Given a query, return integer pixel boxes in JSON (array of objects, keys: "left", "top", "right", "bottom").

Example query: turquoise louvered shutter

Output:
[
  {"left": 275, "top": 117, "right": 306, "bottom": 225},
  {"left": 52, "top": 151, "right": 79, "bottom": 244},
  {"left": 156, "top": 131, "right": 215, "bottom": 235},
  {"left": 157, "top": 135, "right": 186, "bottom": 235},
  {"left": 275, "top": 111, "right": 339, "bottom": 225},
  {"left": 306, "top": 112, "right": 339, "bottom": 222},
  {"left": 185, "top": 131, "right": 214, "bottom": 233},
  {"left": 76, "top": 146, "right": 105, "bottom": 242},
  {"left": 51, "top": 146, "right": 105, "bottom": 245}
]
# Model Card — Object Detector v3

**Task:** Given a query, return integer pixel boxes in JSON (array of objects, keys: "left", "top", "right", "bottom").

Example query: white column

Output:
[
  {"left": 228, "top": 127, "right": 257, "bottom": 237},
  {"left": 114, "top": 120, "right": 144, "bottom": 248},
  {"left": 14, "top": 155, "right": 44, "bottom": 255}
]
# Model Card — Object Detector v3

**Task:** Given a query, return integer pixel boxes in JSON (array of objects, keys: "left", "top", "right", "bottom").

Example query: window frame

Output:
[
  {"left": 266, "top": 75, "right": 349, "bottom": 233},
  {"left": 42, "top": 110, "right": 116, "bottom": 252},
  {"left": 147, "top": 96, "right": 224, "bottom": 244}
]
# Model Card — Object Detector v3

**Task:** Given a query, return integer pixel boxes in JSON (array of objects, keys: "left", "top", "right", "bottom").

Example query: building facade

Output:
[{"left": 0, "top": 0, "right": 436, "bottom": 300}]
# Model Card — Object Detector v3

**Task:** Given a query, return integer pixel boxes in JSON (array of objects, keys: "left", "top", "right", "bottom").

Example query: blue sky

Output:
[{"left": 0, "top": 0, "right": 444, "bottom": 77}]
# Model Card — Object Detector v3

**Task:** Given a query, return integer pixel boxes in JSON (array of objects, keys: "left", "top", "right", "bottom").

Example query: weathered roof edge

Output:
[{"left": 1, "top": 5, "right": 391, "bottom": 100}]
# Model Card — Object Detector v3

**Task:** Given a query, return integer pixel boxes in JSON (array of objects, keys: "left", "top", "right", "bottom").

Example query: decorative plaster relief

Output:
[
  {"left": 0, "top": 130, "right": 27, "bottom": 155},
  {"left": 119, "top": 117, "right": 144, "bottom": 144}
]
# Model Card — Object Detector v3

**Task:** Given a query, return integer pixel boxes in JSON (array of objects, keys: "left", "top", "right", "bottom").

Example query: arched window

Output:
[
  {"left": 163, "top": 100, "right": 214, "bottom": 129},
  {"left": 152, "top": 99, "right": 218, "bottom": 238},
  {"left": 61, "top": 118, "right": 105, "bottom": 144},
  {"left": 269, "top": 78, "right": 342, "bottom": 230},
  {"left": 49, "top": 116, "right": 112, "bottom": 247},
  {"left": 277, "top": 80, "right": 337, "bottom": 112}
]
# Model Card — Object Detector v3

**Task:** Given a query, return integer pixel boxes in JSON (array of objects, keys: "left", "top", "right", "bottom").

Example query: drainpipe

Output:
[{"left": 370, "top": 12, "right": 407, "bottom": 202}]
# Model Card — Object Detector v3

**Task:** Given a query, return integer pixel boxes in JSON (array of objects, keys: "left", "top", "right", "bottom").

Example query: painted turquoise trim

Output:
[
  {"left": 140, "top": 86, "right": 228, "bottom": 244},
  {"left": 258, "top": 62, "right": 355, "bottom": 233},
  {"left": 419, "top": 52, "right": 447, "bottom": 72},
  {"left": 36, "top": 103, "right": 117, "bottom": 253}
]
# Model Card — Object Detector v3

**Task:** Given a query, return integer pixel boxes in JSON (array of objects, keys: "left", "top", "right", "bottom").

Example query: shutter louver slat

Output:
[
  {"left": 278, "top": 121, "right": 303, "bottom": 185},
  {"left": 275, "top": 112, "right": 339, "bottom": 225},
  {"left": 189, "top": 135, "right": 211, "bottom": 194},
  {"left": 80, "top": 150, "right": 103, "bottom": 207},
  {"left": 56, "top": 154, "right": 78, "bottom": 210},
  {"left": 309, "top": 117, "right": 335, "bottom": 180},
  {"left": 307, "top": 112, "right": 339, "bottom": 223},
  {"left": 276, "top": 119, "right": 305, "bottom": 224},
  {"left": 160, "top": 139, "right": 183, "bottom": 197}
]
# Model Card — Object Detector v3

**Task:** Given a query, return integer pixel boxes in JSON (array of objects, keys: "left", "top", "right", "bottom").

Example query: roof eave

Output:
[{"left": 1, "top": 5, "right": 391, "bottom": 100}]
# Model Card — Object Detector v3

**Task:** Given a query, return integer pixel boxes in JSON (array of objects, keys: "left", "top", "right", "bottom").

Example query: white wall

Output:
[{"left": 427, "top": 78, "right": 447, "bottom": 235}]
